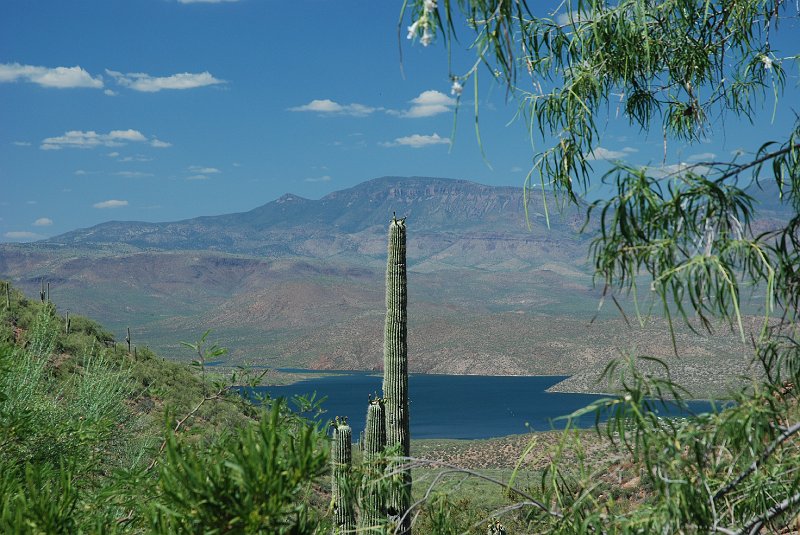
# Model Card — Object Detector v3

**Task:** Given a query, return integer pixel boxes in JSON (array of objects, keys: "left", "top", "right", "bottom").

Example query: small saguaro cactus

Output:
[
  {"left": 359, "top": 395, "right": 387, "bottom": 531},
  {"left": 40, "top": 279, "right": 46, "bottom": 303},
  {"left": 46, "top": 282, "right": 50, "bottom": 302},
  {"left": 126, "top": 327, "right": 131, "bottom": 353},
  {"left": 4, "top": 281, "right": 10, "bottom": 310},
  {"left": 332, "top": 417, "right": 355, "bottom": 534},
  {"left": 382, "top": 215, "right": 411, "bottom": 532},
  {"left": 65, "top": 311, "right": 70, "bottom": 335},
  {"left": 363, "top": 395, "right": 387, "bottom": 460}
]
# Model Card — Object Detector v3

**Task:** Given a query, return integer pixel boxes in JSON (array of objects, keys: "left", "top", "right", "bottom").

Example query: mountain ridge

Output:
[
  {"left": 36, "top": 176, "right": 584, "bottom": 257},
  {"left": 0, "top": 175, "right": 751, "bottom": 394}
]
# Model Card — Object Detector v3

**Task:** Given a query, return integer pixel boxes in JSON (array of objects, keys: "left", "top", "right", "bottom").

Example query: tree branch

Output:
[
  {"left": 145, "top": 384, "right": 230, "bottom": 472},
  {"left": 734, "top": 490, "right": 800, "bottom": 535},
  {"left": 713, "top": 421, "right": 800, "bottom": 502},
  {"left": 391, "top": 456, "right": 563, "bottom": 531},
  {"left": 714, "top": 143, "right": 800, "bottom": 184}
]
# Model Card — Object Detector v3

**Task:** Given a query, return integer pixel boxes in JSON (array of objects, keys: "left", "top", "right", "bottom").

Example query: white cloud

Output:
[
  {"left": 33, "top": 218, "right": 53, "bottom": 227},
  {"left": 13, "top": 141, "right": 31, "bottom": 146},
  {"left": 381, "top": 132, "right": 451, "bottom": 149},
  {"left": 119, "top": 155, "right": 153, "bottom": 162},
  {"left": 305, "top": 175, "right": 331, "bottom": 182},
  {"left": 289, "top": 90, "right": 455, "bottom": 119},
  {"left": 0, "top": 63, "right": 103, "bottom": 89},
  {"left": 586, "top": 146, "right": 629, "bottom": 160},
  {"left": 187, "top": 174, "right": 210, "bottom": 180},
  {"left": 646, "top": 164, "right": 687, "bottom": 178},
  {"left": 188, "top": 166, "right": 220, "bottom": 174},
  {"left": 104, "top": 89, "right": 118, "bottom": 96},
  {"left": 106, "top": 69, "right": 225, "bottom": 92},
  {"left": 40, "top": 129, "right": 149, "bottom": 150},
  {"left": 688, "top": 152, "right": 716, "bottom": 162},
  {"left": 111, "top": 129, "right": 147, "bottom": 141},
  {"left": 288, "top": 99, "right": 379, "bottom": 117},
  {"left": 397, "top": 90, "right": 456, "bottom": 118},
  {"left": 645, "top": 162, "right": 711, "bottom": 179},
  {"left": 3, "top": 231, "right": 43, "bottom": 240},
  {"left": 621, "top": 147, "right": 639, "bottom": 153},
  {"left": 74, "top": 169, "right": 87, "bottom": 175},
  {"left": 291, "top": 99, "right": 342, "bottom": 113},
  {"left": 115, "top": 171, "right": 153, "bottom": 178},
  {"left": 93, "top": 199, "right": 128, "bottom": 209},
  {"left": 42, "top": 131, "right": 168, "bottom": 151}
]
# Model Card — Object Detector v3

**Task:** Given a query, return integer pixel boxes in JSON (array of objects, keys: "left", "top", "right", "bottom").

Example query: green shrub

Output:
[
  {"left": 149, "top": 398, "right": 330, "bottom": 534},
  {"left": 68, "top": 315, "right": 114, "bottom": 342},
  {"left": 0, "top": 286, "right": 328, "bottom": 532},
  {"left": 0, "top": 460, "right": 79, "bottom": 535}
]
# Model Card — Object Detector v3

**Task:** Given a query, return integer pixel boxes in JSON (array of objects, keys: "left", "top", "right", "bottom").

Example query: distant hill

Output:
[
  {"left": 0, "top": 176, "right": 754, "bottom": 395},
  {"left": 35, "top": 176, "right": 587, "bottom": 269}
]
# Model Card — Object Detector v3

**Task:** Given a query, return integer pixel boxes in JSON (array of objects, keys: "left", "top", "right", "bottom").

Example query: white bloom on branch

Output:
[
  {"left": 762, "top": 54, "right": 773, "bottom": 70},
  {"left": 421, "top": 27, "right": 434, "bottom": 46},
  {"left": 450, "top": 79, "right": 463, "bottom": 96},
  {"left": 407, "top": 19, "right": 421, "bottom": 39},
  {"left": 424, "top": 0, "right": 437, "bottom": 13}
]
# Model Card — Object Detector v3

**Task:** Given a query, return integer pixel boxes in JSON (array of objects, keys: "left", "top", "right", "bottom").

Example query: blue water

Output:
[{"left": 250, "top": 371, "right": 719, "bottom": 439}]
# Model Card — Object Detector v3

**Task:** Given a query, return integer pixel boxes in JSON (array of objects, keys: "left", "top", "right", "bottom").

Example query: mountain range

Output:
[
  {"left": 34, "top": 176, "right": 586, "bottom": 267},
  {"left": 0, "top": 176, "right": 755, "bottom": 394}
]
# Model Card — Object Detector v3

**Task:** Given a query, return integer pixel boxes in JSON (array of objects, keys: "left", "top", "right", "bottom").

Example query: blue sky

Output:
[{"left": 1, "top": 1, "right": 798, "bottom": 242}]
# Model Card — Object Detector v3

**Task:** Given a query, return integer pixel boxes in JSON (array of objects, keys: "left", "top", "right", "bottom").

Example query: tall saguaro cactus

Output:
[
  {"left": 332, "top": 419, "right": 355, "bottom": 534},
  {"left": 359, "top": 397, "right": 387, "bottom": 531},
  {"left": 382, "top": 216, "right": 411, "bottom": 532}
]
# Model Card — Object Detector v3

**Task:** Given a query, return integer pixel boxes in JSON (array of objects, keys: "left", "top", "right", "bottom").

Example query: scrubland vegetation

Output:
[{"left": 0, "top": 281, "right": 334, "bottom": 533}]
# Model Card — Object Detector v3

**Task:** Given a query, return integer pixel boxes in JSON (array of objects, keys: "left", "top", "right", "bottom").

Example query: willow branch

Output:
[
  {"left": 392, "top": 456, "right": 563, "bottom": 531},
  {"left": 714, "top": 143, "right": 800, "bottom": 184},
  {"left": 735, "top": 490, "right": 800, "bottom": 535},
  {"left": 713, "top": 421, "right": 800, "bottom": 502}
]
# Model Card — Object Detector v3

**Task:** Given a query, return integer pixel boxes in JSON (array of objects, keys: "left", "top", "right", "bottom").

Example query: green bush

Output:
[
  {"left": 0, "top": 460, "right": 79, "bottom": 535},
  {"left": 0, "top": 284, "right": 331, "bottom": 532},
  {"left": 149, "top": 398, "right": 330, "bottom": 534},
  {"left": 66, "top": 315, "right": 115, "bottom": 344}
]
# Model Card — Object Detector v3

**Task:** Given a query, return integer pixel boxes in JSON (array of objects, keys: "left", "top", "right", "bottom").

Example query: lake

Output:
[{"left": 251, "top": 371, "right": 718, "bottom": 439}]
